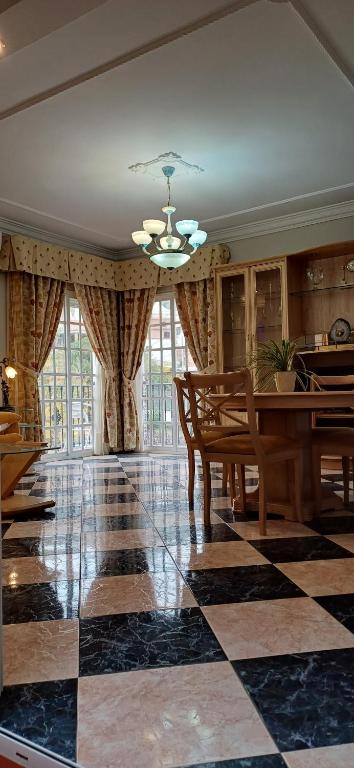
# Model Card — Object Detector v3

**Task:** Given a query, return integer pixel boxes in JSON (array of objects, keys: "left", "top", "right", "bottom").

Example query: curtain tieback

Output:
[
  {"left": 122, "top": 373, "right": 134, "bottom": 389},
  {"left": 15, "top": 362, "right": 39, "bottom": 377}
]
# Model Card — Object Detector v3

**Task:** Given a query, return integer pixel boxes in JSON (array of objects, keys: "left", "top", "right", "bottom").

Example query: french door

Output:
[
  {"left": 142, "top": 294, "right": 196, "bottom": 451},
  {"left": 39, "top": 294, "right": 99, "bottom": 458}
]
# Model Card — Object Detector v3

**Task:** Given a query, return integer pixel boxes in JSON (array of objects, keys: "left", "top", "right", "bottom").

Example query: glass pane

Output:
[
  {"left": 175, "top": 348, "right": 185, "bottom": 372},
  {"left": 82, "top": 376, "right": 93, "bottom": 400},
  {"left": 152, "top": 423, "right": 162, "bottom": 446},
  {"left": 72, "top": 401, "right": 82, "bottom": 425},
  {"left": 81, "top": 326, "right": 91, "bottom": 349},
  {"left": 161, "top": 300, "right": 171, "bottom": 322},
  {"left": 72, "top": 428, "right": 82, "bottom": 449},
  {"left": 44, "top": 429, "right": 56, "bottom": 448},
  {"left": 70, "top": 301, "right": 80, "bottom": 323},
  {"left": 83, "top": 402, "right": 93, "bottom": 424},
  {"left": 164, "top": 424, "right": 173, "bottom": 446},
  {"left": 175, "top": 324, "right": 185, "bottom": 347},
  {"left": 150, "top": 302, "right": 160, "bottom": 325},
  {"left": 151, "top": 350, "right": 161, "bottom": 371},
  {"left": 150, "top": 326, "right": 160, "bottom": 349},
  {"left": 255, "top": 267, "right": 282, "bottom": 345},
  {"left": 152, "top": 400, "right": 161, "bottom": 422},
  {"left": 55, "top": 323, "right": 65, "bottom": 347},
  {"left": 83, "top": 427, "right": 93, "bottom": 449},
  {"left": 164, "top": 399, "right": 172, "bottom": 423},
  {"left": 151, "top": 383, "right": 161, "bottom": 398},
  {"left": 162, "top": 349, "right": 172, "bottom": 373},
  {"left": 71, "top": 376, "right": 81, "bottom": 400},
  {"left": 163, "top": 382, "right": 172, "bottom": 397},
  {"left": 162, "top": 325, "right": 171, "bottom": 348},
  {"left": 56, "top": 428, "right": 67, "bottom": 451},
  {"left": 222, "top": 273, "right": 247, "bottom": 371},
  {"left": 70, "top": 350, "right": 81, "bottom": 374},
  {"left": 56, "top": 376, "right": 66, "bottom": 400},
  {"left": 70, "top": 325, "right": 80, "bottom": 347},
  {"left": 43, "top": 350, "right": 54, "bottom": 373},
  {"left": 42, "top": 374, "right": 54, "bottom": 400},
  {"left": 55, "top": 349, "right": 66, "bottom": 374}
]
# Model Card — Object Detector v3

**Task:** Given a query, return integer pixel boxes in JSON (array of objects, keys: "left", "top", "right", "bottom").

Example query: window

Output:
[
  {"left": 39, "top": 294, "right": 99, "bottom": 457},
  {"left": 142, "top": 295, "right": 196, "bottom": 450}
]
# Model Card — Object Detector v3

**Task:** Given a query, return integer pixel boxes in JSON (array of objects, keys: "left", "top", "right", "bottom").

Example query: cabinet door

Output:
[
  {"left": 216, "top": 268, "right": 249, "bottom": 371},
  {"left": 250, "top": 262, "right": 288, "bottom": 349}
]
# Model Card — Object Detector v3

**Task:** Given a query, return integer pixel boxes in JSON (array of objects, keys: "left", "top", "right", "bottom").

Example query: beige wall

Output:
[
  {"left": 227, "top": 214, "right": 354, "bottom": 264},
  {"left": 0, "top": 272, "right": 7, "bottom": 356}
]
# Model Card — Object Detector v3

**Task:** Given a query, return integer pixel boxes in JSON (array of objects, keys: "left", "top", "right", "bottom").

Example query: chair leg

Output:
[
  {"left": 293, "top": 453, "right": 303, "bottom": 523},
  {"left": 202, "top": 459, "right": 212, "bottom": 524},
  {"left": 229, "top": 464, "right": 236, "bottom": 507},
  {"left": 236, "top": 464, "right": 246, "bottom": 513},
  {"left": 187, "top": 446, "right": 195, "bottom": 507},
  {"left": 258, "top": 469, "right": 267, "bottom": 536},
  {"left": 311, "top": 446, "right": 322, "bottom": 517},
  {"left": 352, "top": 456, "right": 354, "bottom": 495},
  {"left": 343, "top": 456, "right": 350, "bottom": 507},
  {"left": 221, "top": 464, "right": 228, "bottom": 495}
]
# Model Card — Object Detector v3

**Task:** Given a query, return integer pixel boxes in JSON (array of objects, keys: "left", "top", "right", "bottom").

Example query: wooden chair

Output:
[
  {"left": 174, "top": 376, "right": 247, "bottom": 507},
  {"left": 184, "top": 368, "right": 303, "bottom": 535},
  {"left": 311, "top": 374, "right": 354, "bottom": 512}
]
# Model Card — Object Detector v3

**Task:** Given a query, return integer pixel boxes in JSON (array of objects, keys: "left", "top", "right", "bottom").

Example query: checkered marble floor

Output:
[{"left": 1, "top": 455, "right": 354, "bottom": 768}]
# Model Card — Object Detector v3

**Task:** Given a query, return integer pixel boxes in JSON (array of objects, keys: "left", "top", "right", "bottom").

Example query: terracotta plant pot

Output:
[{"left": 274, "top": 370, "right": 296, "bottom": 392}]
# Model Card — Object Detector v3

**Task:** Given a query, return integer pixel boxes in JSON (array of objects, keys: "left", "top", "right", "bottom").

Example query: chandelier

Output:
[{"left": 131, "top": 164, "right": 207, "bottom": 270}]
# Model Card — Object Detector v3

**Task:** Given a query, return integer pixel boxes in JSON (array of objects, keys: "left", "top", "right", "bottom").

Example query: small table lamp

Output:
[{"left": 0, "top": 357, "right": 17, "bottom": 411}]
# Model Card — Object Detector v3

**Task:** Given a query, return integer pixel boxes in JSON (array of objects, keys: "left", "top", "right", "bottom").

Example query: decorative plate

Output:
[{"left": 328, "top": 317, "right": 351, "bottom": 344}]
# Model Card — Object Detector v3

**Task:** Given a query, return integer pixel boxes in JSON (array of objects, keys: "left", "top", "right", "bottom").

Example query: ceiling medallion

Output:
[
  {"left": 128, "top": 151, "right": 204, "bottom": 180},
  {"left": 130, "top": 159, "right": 207, "bottom": 270}
]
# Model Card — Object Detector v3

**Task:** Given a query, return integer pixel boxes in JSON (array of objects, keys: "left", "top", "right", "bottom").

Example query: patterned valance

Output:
[{"left": 0, "top": 234, "right": 229, "bottom": 289}]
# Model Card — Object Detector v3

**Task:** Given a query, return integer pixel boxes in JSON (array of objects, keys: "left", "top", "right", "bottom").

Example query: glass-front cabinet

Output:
[{"left": 215, "top": 259, "right": 288, "bottom": 374}]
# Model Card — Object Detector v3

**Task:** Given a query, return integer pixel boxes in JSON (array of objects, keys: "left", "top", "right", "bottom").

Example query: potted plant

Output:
[{"left": 249, "top": 339, "right": 305, "bottom": 392}]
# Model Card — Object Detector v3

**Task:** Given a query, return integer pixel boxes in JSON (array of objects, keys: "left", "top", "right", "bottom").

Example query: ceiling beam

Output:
[
  {"left": 290, "top": 0, "right": 354, "bottom": 90},
  {"left": 0, "top": 0, "right": 258, "bottom": 121}
]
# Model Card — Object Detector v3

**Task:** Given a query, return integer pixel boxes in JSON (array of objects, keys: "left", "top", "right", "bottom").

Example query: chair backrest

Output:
[
  {"left": 174, "top": 376, "right": 194, "bottom": 448},
  {"left": 311, "top": 374, "right": 354, "bottom": 390},
  {"left": 184, "top": 368, "right": 263, "bottom": 458}
]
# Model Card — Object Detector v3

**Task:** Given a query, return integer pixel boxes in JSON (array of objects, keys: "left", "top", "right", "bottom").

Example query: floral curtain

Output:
[
  {"left": 75, "top": 284, "right": 122, "bottom": 451},
  {"left": 118, "top": 287, "right": 156, "bottom": 450},
  {"left": 175, "top": 277, "right": 216, "bottom": 371},
  {"left": 8, "top": 272, "right": 65, "bottom": 441}
]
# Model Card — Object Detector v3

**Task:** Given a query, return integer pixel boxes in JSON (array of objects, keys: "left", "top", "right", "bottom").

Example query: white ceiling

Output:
[{"left": 0, "top": 0, "right": 353, "bottom": 256}]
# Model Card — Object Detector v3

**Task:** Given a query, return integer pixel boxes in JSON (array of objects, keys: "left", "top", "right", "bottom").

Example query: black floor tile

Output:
[
  {"left": 90, "top": 477, "right": 131, "bottom": 486},
  {"left": 233, "top": 648, "right": 354, "bottom": 751},
  {"left": 79, "top": 607, "right": 226, "bottom": 676},
  {"left": 315, "top": 594, "right": 354, "bottom": 633},
  {"left": 81, "top": 546, "right": 178, "bottom": 578},
  {"left": 82, "top": 513, "right": 152, "bottom": 532},
  {"left": 0, "top": 679, "right": 77, "bottom": 761},
  {"left": 184, "top": 565, "right": 305, "bottom": 606},
  {"left": 184, "top": 757, "right": 287, "bottom": 768},
  {"left": 2, "top": 534, "right": 81, "bottom": 559},
  {"left": 250, "top": 535, "right": 354, "bottom": 563},
  {"left": 1, "top": 522, "right": 12, "bottom": 538},
  {"left": 158, "top": 524, "right": 242, "bottom": 546},
  {"left": 307, "top": 515, "right": 354, "bottom": 535},
  {"left": 3, "top": 580, "right": 80, "bottom": 624}
]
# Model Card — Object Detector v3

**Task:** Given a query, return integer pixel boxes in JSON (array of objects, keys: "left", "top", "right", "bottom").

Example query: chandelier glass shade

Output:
[{"left": 131, "top": 165, "right": 207, "bottom": 269}]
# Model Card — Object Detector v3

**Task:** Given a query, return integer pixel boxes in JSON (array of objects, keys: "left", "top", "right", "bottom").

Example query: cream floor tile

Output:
[
  {"left": 326, "top": 533, "right": 354, "bottom": 553},
  {"left": 83, "top": 501, "right": 146, "bottom": 518},
  {"left": 211, "top": 498, "right": 234, "bottom": 509},
  {"left": 284, "top": 743, "right": 354, "bottom": 767},
  {"left": 80, "top": 572, "right": 196, "bottom": 617},
  {"left": 84, "top": 485, "right": 136, "bottom": 496},
  {"left": 169, "top": 541, "right": 269, "bottom": 570},
  {"left": 77, "top": 662, "right": 276, "bottom": 768},
  {"left": 277, "top": 558, "right": 354, "bottom": 596},
  {"left": 229, "top": 520, "right": 316, "bottom": 540},
  {"left": 203, "top": 597, "right": 354, "bottom": 660},
  {"left": 82, "top": 528, "right": 164, "bottom": 552},
  {"left": 4, "top": 519, "right": 81, "bottom": 539},
  {"left": 151, "top": 511, "right": 221, "bottom": 527},
  {"left": 2, "top": 554, "right": 81, "bottom": 586},
  {"left": 4, "top": 619, "right": 79, "bottom": 685},
  {"left": 86, "top": 472, "right": 126, "bottom": 480}
]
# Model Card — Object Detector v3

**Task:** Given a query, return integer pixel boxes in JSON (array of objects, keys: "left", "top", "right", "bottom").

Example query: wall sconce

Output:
[{"left": 0, "top": 357, "right": 17, "bottom": 411}]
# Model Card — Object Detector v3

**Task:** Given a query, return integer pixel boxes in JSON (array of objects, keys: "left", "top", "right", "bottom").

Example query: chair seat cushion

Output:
[
  {"left": 190, "top": 427, "right": 247, "bottom": 448},
  {"left": 312, "top": 427, "right": 354, "bottom": 450},
  {"left": 205, "top": 434, "right": 301, "bottom": 456}
]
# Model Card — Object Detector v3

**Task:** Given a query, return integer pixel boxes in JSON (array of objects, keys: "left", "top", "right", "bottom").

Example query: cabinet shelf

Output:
[{"left": 290, "top": 283, "right": 354, "bottom": 297}]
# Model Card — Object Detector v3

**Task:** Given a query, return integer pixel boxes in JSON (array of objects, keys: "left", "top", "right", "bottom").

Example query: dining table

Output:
[{"left": 222, "top": 390, "right": 354, "bottom": 521}]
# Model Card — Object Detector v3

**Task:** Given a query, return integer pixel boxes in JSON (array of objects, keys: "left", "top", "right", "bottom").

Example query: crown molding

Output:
[
  {"left": 206, "top": 199, "right": 354, "bottom": 244},
  {"left": 0, "top": 216, "right": 118, "bottom": 259},
  {"left": 1, "top": 199, "right": 354, "bottom": 263}
]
